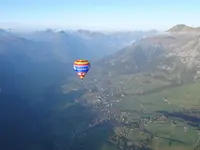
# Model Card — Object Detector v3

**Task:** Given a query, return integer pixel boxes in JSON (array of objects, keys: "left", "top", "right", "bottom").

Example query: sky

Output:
[{"left": 0, "top": 0, "right": 200, "bottom": 31}]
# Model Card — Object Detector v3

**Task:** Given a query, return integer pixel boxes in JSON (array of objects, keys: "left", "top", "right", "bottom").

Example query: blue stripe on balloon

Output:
[
  {"left": 73, "top": 65, "right": 90, "bottom": 73},
  {"left": 74, "top": 65, "right": 90, "bottom": 71},
  {"left": 74, "top": 67, "right": 90, "bottom": 71}
]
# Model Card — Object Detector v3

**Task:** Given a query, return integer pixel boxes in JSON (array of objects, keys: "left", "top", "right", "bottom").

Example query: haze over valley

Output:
[
  {"left": 1, "top": 1, "right": 200, "bottom": 150},
  {"left": 1, "top": 23, "right": 200, "bottom": 150}
]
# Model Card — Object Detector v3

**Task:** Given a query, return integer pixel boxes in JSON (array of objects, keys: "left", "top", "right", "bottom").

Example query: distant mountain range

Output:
[{"left": 15, "top": 29, "right": 159, "bottom": 60}]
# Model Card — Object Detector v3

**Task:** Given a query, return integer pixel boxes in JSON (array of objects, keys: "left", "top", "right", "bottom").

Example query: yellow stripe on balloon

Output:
[
  {"left": 74, "top": 62, "right": 89, "bottom": 65},
  {"left": 74, "top": 60, "right": 90, "bottom": 65}
]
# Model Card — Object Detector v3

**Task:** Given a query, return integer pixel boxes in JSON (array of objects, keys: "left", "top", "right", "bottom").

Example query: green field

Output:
[
  {"left": 116, "top": 81, "right": 200, "bottom": 111},
  {"left": 112, "top": 81, "right": 200, "bottom": 150}
]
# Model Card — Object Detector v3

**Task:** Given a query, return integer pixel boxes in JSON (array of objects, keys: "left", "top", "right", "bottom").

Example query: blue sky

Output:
[{"left": 0, "top": 0, "right": 200, "bottom": 31}]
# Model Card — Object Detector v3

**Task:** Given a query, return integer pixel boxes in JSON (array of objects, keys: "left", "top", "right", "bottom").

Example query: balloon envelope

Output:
[{"left": 73, "top": 59, "right": 90, "bottom": 80}]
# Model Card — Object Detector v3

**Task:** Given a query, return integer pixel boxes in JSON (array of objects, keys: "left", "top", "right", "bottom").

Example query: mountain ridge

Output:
[{"left": 167, "top": 24, "right": 200, "bottom": 33}]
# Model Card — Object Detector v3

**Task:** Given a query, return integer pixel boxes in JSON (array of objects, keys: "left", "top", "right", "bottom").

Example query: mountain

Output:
[
  {"left": 167, "top": 24, "right": 200, "bottom": 33},
  {"left": 16, "top": 29, "right": 92, "bottom": 61},
  {"left": 0, "top": 29, "right": 13, "bottom": 37},
  {"left": 75, "top": 29, "right": 159, "bottom": 58},
  {"left": 0, "top": 33, "right": 71, "bottom": 103},
  {"left": 88, "top": 25, "right": 200, "bottom": 84},
  {"left": 16, "top": 29, "right": 159, "bottom": 60}
]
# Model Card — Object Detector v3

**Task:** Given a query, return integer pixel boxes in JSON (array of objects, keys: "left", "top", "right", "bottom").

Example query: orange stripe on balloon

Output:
[{"left": 74, "top": 62, "right": 89, "bottom": 65}]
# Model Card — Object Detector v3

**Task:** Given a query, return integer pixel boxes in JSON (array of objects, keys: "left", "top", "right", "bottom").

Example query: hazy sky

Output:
[{"left": 0, "top": 0, "right": 200, "bottom": 31}]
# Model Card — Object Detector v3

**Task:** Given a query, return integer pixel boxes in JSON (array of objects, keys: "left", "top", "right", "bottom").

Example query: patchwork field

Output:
[{"left": 111, "top": 80, "right": 200, "bottom": 150}]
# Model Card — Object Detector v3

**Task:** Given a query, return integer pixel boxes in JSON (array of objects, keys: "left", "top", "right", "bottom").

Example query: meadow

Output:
[{"left": 112, "top": 79, "right": 200, "bottom": 150}]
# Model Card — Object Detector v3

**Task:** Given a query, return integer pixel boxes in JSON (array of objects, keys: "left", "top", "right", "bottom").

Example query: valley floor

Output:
[
  {"left": 60, "top": 74, "right": 200, "bottom": 150},
  {"left": 37, "top": 73, "right": 200, "bottom": 150}
]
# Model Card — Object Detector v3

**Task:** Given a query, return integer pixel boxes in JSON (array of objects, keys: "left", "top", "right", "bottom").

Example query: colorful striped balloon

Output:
[{"left": 73, "top": 59, "right": 90, "bottom": 80}]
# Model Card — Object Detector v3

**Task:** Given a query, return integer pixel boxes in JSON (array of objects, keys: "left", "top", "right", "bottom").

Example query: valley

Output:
[{"left": 0, "top": 24, "right": 200, "bottom": 150}]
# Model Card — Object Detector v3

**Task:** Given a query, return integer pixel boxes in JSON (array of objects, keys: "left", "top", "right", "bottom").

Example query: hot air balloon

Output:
[{"left": 73, "top": 59, "right": 90, "bottom": 81}]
